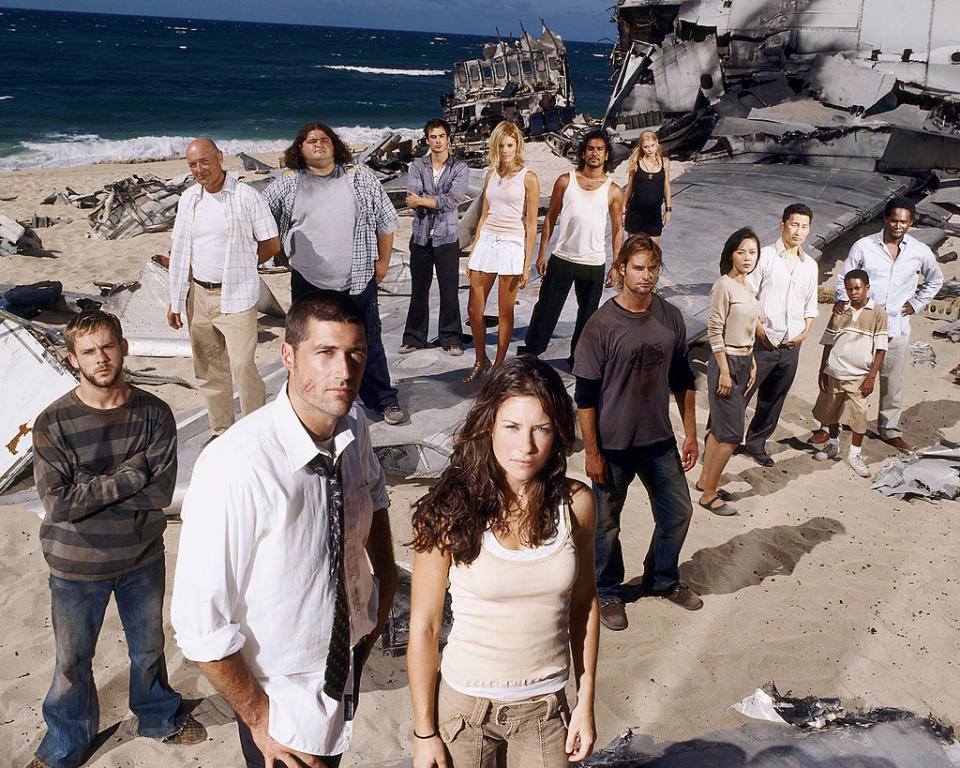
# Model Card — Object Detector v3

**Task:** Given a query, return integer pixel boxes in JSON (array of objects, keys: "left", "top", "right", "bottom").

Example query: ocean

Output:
[{"left": 0, "top": 8, "right": 615, "bottom": 171}]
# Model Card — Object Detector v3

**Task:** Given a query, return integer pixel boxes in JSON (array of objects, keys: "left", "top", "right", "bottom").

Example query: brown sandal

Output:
[{"left": 462, "top": 359, "right": 492, "bottom": 383}]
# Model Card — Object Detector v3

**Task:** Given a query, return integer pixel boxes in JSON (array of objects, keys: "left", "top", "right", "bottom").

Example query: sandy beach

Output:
[{"left": 1, "top": 144, "right": 958, "bottom": 768}]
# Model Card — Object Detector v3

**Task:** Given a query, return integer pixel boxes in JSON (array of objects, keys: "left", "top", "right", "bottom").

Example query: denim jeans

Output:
[
  {"left": 291, "top": 271, "right": 399, "bottom": 411},
  {"left": 593, "top": 439, "right": 693, "bottom": 600},
  {"left": 36, "top": 559, "right": 182, "bottom": 768}
]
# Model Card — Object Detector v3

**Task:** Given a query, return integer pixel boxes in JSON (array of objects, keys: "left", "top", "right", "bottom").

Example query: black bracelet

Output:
[
  {"left": 414, "top": 729, "right": 438, "bottom": 740},
  {"left": 665, "top": 206, "right": 672, "bottom": 211}
]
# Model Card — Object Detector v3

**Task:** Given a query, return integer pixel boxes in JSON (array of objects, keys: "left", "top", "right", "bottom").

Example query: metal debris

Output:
[
  {"left": 933, "top": 320, "right": 960, "bottom": 342},
  {"left": 909, "top": 341, "right": 937, "bottom": 367},
  {"left": 0, "top": 310, "right": 78, "bottom": 493},
  {"left": 444, "top": 21, "right": 575, "bottom": 150},
  {"left": 87, "top": 173, "right": 190, "bottom": 240},
  {"left": 871, "top": 444, "right": 960, "bottom": 500}
]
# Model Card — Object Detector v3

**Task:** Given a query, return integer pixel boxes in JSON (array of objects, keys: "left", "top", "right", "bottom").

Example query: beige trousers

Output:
[
  {"left": 186, "top": 283, "right": 265, "bottom": 434},
  {"left": 437, "top": 679, "right": 570, "bottom": 768}
]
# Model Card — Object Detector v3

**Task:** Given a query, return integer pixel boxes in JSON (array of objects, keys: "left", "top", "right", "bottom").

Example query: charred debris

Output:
[{"left": 575, "top": 0, "right": 960, "bottom": 174}]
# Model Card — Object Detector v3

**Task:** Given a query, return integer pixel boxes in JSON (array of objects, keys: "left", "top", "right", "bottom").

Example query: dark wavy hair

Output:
[
  {"left": 282, "top": 122, "right": 352, "bottom": 170},
  {"left": 411, "top": 357, "right": 576, "bottom": 564},
  {"left": 719, "top": 227, "right": 760, "bottom": 276},
  {"left": 576, "top": 129, "right": 614, "bottom": 172}
]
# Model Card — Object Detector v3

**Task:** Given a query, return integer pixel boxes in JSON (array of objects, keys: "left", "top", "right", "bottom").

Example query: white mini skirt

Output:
[{"left": 468, "top": 229, "right": 525, "bottom": 275}]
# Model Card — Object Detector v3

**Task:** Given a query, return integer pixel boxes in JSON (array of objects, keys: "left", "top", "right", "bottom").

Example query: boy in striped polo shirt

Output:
[
  {"left": 28, "top": 311, "right": 204, "bottom": 768},
  {"left": 812, "top": 270, "right": 887, "bottom": 477}
]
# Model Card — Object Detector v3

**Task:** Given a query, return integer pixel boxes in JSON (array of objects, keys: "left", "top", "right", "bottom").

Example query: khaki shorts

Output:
[
  {"left": 813, "top": 375, "right": 869, "bottom": 434},
  {"left": 437, "top": 679, "right": 570, "bottom": 768}
]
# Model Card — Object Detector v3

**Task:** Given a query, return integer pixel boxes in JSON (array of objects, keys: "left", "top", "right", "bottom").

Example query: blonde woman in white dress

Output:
[{"left": 463, "top": 121, "right": 540, "bottom": 383}]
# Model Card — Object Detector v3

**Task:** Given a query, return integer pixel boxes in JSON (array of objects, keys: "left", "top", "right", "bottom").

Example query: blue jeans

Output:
[
  {"left": 36, "top": 559, "right": 182, "bottom": 768},
  {"left": 593, "top": 439, "right": 693, "bottom": 600}
]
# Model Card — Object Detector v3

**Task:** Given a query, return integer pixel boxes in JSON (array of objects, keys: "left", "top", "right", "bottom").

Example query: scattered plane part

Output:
[
  {"left": 86, "top": 173, "right": 190, "bottom": 240},
  {"left": 909, "top": 342, "right": 936, "bottom": 367},
  {"left": 93, "top": 280, "right": 140, "bottom": 297},
  {"left": 872, "top": 444, "right": 960, "bottom": 500},
  {"left": 934, "top": 320, "right": 960, "bottom": 342},
  {"left": 122, "top": 368, "right": 194, "bottom": 389},
  {"left": 0, "top": 310, "right": 78, "bottom": 494},
  {"left": 444, "top": 21, "right": 575, "bottom": 151},
  {"left": 236, "top": 151, "right": 274, "bottom": 172}
]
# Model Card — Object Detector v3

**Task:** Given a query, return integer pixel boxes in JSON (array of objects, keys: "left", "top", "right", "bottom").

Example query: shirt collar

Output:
[
  {"left": 197, "top": 172, "right": 238, "bottom": 199},
  {"left": 776, "top": 236, "right": 810, "bottom": 262},
  {"left": 873, "top": 230, "right": 913, "bottom": 252},
  {"left": 272, "top": 384, "right": 357, "bottom": 473}
]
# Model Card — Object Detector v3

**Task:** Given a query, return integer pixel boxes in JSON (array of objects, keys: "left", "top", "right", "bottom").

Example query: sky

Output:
[{"left": 0, "top": 1, "right": 616, "bottom": 42}]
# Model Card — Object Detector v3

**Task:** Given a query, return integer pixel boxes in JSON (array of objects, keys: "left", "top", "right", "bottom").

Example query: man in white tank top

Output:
[{"left": 520, "top": 131, "right": 623, "bottom": 367}]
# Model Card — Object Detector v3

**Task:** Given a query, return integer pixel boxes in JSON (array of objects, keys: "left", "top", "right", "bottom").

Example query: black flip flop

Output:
[
  {"left": 698, "top": 495, "right": 737, "bottom": 516},
  {"left": 696, "top": 484, "right": 732, "bottom": 501}
]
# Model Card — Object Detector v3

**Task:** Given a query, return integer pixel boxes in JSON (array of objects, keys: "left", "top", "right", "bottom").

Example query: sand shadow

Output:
[
  {"left": 673, "top": 516, "right": 845, "bottom": 597},
  {"left": 83, "top": 696, "right": 233, "bottom": 763},
  {"left": 900, "top": 398, "right": 960, "bottom": 447}
]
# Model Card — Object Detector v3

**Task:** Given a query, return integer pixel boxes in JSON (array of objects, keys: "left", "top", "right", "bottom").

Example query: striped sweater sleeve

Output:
[{"left": 33, "top": 414, "right": 149, "bottom": 524}]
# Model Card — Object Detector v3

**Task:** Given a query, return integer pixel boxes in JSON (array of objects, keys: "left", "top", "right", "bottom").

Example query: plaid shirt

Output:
[
  {"left": 262, "top": 165, "right": 399, "bottom": 296},
  {"left": 169, "top": 173, "right": 278, "bottom": 314}
]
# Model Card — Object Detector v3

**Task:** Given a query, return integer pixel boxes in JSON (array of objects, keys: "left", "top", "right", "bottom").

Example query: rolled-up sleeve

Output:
[
  {"left": 171, "top": 450, "right": 252, "bottom": 662},
  {"left": 248, "top": 189, "right": 280, "bottom": 242}
]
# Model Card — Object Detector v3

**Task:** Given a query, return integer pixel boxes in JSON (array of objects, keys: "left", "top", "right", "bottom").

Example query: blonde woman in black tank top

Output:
[
  {"left": 407, "top": 357, "right": 599, "bottom": 768},
  {"left": 622, "top": 130, "right": 671, "bottom": 245}
]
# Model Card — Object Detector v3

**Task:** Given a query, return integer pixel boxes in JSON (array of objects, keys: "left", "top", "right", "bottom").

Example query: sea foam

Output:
[
  {"left": 0, "top": 127, "right": 421, "bottom": 171},
  {"left": 319, "top": 64, "right": 448, "bottom": 76}
]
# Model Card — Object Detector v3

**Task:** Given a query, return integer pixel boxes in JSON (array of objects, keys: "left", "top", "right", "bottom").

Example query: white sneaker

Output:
[
  {"left": 813, "top": 442, "right": 840, "bottom": 461},
  {"left": 847, "top": 453, "right": 871, "bottom": 478}
]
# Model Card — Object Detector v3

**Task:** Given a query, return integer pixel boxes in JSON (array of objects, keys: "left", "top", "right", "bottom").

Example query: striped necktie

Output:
[{"left": 310, "top": 453, "right": 350, "bottom": 702}]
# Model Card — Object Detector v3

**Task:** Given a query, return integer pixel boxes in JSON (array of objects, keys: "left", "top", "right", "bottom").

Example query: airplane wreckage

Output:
[{"left": 442, "top": 22, "right": 577, "bottom": 153}]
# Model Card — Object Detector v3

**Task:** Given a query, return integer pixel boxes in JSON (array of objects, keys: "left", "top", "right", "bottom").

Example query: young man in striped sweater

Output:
[
  {"left": 27, "top": 311, "right": 204, "bottom": 768},
  {"left": 812, "top": 270, "right": 888, "bottom": 477}
]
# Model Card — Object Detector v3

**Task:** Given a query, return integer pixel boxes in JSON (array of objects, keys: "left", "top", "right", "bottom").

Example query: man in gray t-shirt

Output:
[
  {"left": 286, "top": 166, "right": 356, "bottom": 292},
  {"left": 574, "top": 234, "right": 701, "bottom": 630},
  {"left": 263, "top": 122, "right": 408, "bottom": 425}
]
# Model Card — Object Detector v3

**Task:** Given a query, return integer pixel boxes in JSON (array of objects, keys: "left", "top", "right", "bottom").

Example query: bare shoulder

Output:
[
  {"left": 554, "top": 173, "right": 571, "bottom": 193},
  {"left": 524, "top": 169, "right": 540, "bottom": 186},
  {"left": 568, "top": 479, "right": 597, "bottom": 531}
]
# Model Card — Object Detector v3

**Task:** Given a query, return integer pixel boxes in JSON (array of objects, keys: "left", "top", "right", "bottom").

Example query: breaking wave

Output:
[
  {"left": 0, "top": 127, "right": 422, "bottom": 171},
  {"left": 0, "top": 96, "right": 12, "bottom": 101},
  {"left": 319, "top": 64, "right": 448, "bottom": 76}
]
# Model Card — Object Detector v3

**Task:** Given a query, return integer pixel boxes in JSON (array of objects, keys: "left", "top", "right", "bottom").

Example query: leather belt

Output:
[{"left": 192, "top": 277, "right": 222, "bottom": 290}]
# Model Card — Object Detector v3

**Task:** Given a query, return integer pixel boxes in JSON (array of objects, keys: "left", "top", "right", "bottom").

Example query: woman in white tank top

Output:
[
  {"left": 463, "top": 121, "right": 541, "bottom": 383},
  {"left": 408, "top": 357, "right": 599, "bottom": 768}
]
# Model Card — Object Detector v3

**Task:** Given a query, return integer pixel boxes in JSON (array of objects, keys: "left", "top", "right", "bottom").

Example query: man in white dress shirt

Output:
[
  {"left": 171, "top": 291, "right": 398, "bottom": 768},
  {"left": 744, "top": 203, "right": 818, "bottom": 466},
  {"left": 168, "top": 137, "right": 281, "bottom": 436},
  {"left": 829, "top": 197, "right": 943, "bottom": 452}
]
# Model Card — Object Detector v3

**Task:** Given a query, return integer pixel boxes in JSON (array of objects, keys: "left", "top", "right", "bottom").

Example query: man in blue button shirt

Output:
[
  {"left": 832, "top": 197, "right": 943, "bottom": 452},
  {"left": 400, "top": 119, "right": 470, "bottom": 356}
]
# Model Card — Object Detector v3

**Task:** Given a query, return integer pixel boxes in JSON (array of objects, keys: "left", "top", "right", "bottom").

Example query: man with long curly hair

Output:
[{"left": 262, "top": 122, "right": 409, "bottom": 425}]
